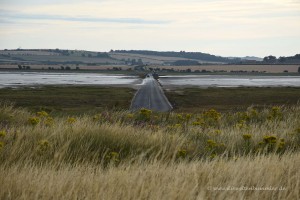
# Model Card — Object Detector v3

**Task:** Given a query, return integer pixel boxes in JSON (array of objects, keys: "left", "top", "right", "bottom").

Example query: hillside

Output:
[
  {"left": 1, "top": 49, "right": 299, "bottom": 68},
  {"left": 111, "top": 50, "right": 238, "bottom": 64},
  {"left": 0, "top": 49, "right": 122, "bottom": 65},
  {"left": 0, "top": 49, "right": 236, "bottom": 66}
]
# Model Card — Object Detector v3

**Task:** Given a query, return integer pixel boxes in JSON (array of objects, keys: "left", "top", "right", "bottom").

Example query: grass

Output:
[
  {"left": 166, "top": 87, "right": 300, "bottom": 112},
  {"left": 1, "top": 86, "right": 300, "bottom": 115},
  {"left": 0, "top": 104, "right": 299, "bottom": 199},
  {"left": 0, "top": 86, "right": 135, "bottom": 115}
]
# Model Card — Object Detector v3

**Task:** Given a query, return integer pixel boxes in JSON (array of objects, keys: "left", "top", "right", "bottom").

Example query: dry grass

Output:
[
  {"left": 1, "top": 153, "right": 299, "bottom": 200},
  {"left": 0, "top": 104, "right": 299, "bottom": 199}
]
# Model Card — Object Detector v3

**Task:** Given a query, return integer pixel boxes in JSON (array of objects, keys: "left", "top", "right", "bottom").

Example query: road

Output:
[{"left": 130, "top": 75, "right": 173, "bottom": 112}]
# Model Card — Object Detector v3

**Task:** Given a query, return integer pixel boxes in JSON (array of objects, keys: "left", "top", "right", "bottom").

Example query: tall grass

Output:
[{"left": 0, "top": 104, "right": 299, "bottom": 199}]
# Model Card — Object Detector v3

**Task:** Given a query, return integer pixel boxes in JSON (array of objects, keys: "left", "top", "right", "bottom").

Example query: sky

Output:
[{"left": 0, "top": 0, "right": 299, "bottom": 57}]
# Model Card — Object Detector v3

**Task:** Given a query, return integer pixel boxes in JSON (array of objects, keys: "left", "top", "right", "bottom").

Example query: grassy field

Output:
[
  {"left": 1, "top": 86, "right": 300, "bottom": 115},
  {"left": 0, "top": 86, "right": 300, "bottom": 199},
  {"left": 0, "top": 86, "right": 135, "bottom": 115},
  {"left": 166, "top": 87, "right": 300, "bottom": 112},
  {"left": 0, "top": 103, "right": 299, "bottom": 199}
]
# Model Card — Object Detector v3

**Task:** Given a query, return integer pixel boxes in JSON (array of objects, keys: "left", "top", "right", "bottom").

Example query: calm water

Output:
[
  {"left": 159, "top": 75, "right": 300, "bottom": 87},
  {"left": 0, "top": 72, "right": 139, "bottom": 88},
  {"left": 0, "top": 72, "right": 300, "bottom": 88}
]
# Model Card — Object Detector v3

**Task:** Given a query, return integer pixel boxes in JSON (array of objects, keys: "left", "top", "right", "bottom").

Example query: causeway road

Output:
[{"left": 130, "top": 75, "right": 173, "bottom": 112}]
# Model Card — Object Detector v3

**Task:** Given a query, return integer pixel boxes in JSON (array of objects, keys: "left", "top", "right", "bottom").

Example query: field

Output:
[
  {"left": 0, "top": 102, "right": 299, "bottom": 199},
  {"left": 0, "top": 86, "right": 300, "bottom": 199},
  {"left": 0, "top": 86, "right": 135, "bottom": 115},
  {"left": 165, "top": 87, "right": 300, "bottom": 112},
  {"left": 1, "top": 86, "right": 299, "bottom": 114}
]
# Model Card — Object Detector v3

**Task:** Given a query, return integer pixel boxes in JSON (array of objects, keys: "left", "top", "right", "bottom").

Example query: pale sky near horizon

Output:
[{"left": 0, "top": 0, "right": 299, "bottom": 57}]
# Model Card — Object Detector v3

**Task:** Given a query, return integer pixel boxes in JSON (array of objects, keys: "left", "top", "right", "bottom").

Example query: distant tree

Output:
[
  {"left": 131, "top": 59, "right": 137, "bottom": 65},
  {"left": 137, "top": 59, "right": 143, "bottom": 65},
  {"left": 97, "top": 52, "right": 102, "bottom": 57},
  {"left": 26, "top": 66, "right": 31, "bottom": 70},
  {"left": 76, "top": 67, "right": 80, "bottom": 70},
  {"left": 61, "top": 66, "right": 65, "bottom": 70},
  {"left": 65, "top": 66, "right": 71, "bottom": 70},
  {"left": 263, "top": 55, "right": 277, "bottom": 63},
  {"left": 18, "top": 65, "right": 22, "bottom": 70},
  {"left": 294, "top": 54, "right": 300, "bottom": 59},
  {"left": 278, "top": 57, "right": 287, "bottom": 63},
  {"left": 298, "top": 66, "right": 300, "bottom": 73},
  {"left": 81, "top": 53, "right": 86, "bottom": 57},
  {"left": 283, "top": 70, "right": 288, "bottom": 73}
]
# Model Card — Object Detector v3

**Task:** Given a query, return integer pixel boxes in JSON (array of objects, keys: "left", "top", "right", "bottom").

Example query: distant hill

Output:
[
  {"left": 0, "top": 49, "right": 299, "bottom": 66},
  {"left": 111, "top": 50, "right": 239, "bottom": 64},
  {"left": 0, "top": 49, "right": 121, "bottom": 65}
]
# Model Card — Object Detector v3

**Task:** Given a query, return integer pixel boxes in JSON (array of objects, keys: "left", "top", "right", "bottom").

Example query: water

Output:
[
  {"left": 159, "top": 75, "right": 300, "bottom": 87},
  {"left": 0, "top": 72, "right": 139, "bottom": 88},
  {"left": 0, "top": 72, "right": 300, "bottom": 88}
]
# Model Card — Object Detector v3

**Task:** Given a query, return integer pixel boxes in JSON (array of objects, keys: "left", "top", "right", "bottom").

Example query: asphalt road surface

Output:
[{"left": 130, "top": 75, "right": 173, "bottom": 112}]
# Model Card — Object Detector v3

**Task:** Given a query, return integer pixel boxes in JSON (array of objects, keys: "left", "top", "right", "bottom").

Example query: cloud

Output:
[
  {"left": 0, "top": 9, "right": 171, "bottom": 25},
  {"left": 0, "top": 0, "right": 299, "bottom": 57}
]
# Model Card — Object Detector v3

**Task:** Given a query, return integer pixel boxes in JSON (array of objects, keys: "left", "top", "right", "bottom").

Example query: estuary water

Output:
[
  {"left": 0, "top": 72, "right": 139, "bottom": 88},
  {"left": 159, "top": 75, "right": 300, "bottom": 88},
  {"left": 0, "top": 72, "right": 300, "bottom": 88}
]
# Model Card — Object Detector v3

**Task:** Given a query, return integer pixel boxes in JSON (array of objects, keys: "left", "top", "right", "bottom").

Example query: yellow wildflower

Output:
[
  {"left": 192, "top": 121, "right": 201, "bottom": 126},
  {"left": 176, "top": 149, "right": 187, "bottom": 158},
  {"left": 67, "top": 117, "right": 76, "bottom": 124},
  {"left": 177, "top": 114, "right": 183, "bottom": 120},
  {"left": 0, "top": 130, "right": 6, "bottom": 138},
  {"left": 185, "top": 114, "right": 192, "bottom": 120},
  {"left": 106, "top": 152, "right": 120, "bottom": 163},
  {"left": 38, "top": 139, "right": 50, "bottom": 152},
  {"left": 45, "top": 117, "right": 54, "bottom": 126},
  {"left": 210, "top": 153, "right": 217, "bottom": 159},
  {"left": 127, "top": 114, "right": 134, "bottom": 119},
  {"left": 36, "top": 111, "right": 49, "bottom": 118},
  {"left": 93, "top": 114, "right": 102, "bottom": 121},
  {"left": 174, "top": 124, "right": 182, "bottom": 128},
  {"left": 243, "top": 134, "right": 252, "bottom": 140},
  {"left": 28, "top": 117, "right": 40, "bottom": 125},
  {"left": 207, "top": 140, "right": 217, "bottom": 147},
  {"left": 263, "top": 136, "right": 277, "bottom": 144}
]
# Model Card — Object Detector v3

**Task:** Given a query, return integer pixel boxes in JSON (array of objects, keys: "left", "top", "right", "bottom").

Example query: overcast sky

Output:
[{"left": 0, "top": 0, "right": 299, "bottom": 57}]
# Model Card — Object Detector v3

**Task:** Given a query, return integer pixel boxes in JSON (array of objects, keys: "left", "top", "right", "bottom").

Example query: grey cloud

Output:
[{"left": 0, "top": 9, "right": 171, "bottom": 25}]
